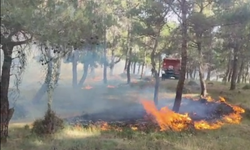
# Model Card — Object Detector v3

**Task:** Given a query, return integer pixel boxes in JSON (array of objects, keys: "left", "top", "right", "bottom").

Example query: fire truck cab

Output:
[{"left": 161, "top": 58, "right": 181, "bottom": 80}]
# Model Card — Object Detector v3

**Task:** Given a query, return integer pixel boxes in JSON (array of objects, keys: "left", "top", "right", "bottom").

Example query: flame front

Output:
[{"left": 141, "top": 96, "right": 245, "bottom": 131}]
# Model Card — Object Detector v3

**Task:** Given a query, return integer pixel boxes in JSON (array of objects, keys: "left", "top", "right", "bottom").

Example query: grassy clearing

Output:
[{"left": 2, "top": 80, "right": 250, "bottom": 150}]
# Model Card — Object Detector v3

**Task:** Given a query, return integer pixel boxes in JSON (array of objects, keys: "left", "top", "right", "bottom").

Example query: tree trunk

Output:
[
  {"left": 103, "top": 28, "right": 107, "bottom": 84},
  {"left": 124, "top": 57, "right": 128, "bottom": 73},
  {"left": 186, "top": 69, "right": 189, "bottom": 79},
  {"left": 197, "top": 42, "right": 207, "bottom": 97},
  {"left": 72, "top": 50, "right": 79, "bottom": 88},
  {"left": 206, "top": 67, "right": 211, "bottom": 81},
  {"left": 223, "top": 57, "right": 231, "bottom": 82},
  {"left": 193, "top": 68, "right": 197, "bottom": 79},
  {"left": 228, "top": 68, "right": 232, "bottom": 82},
  {"left": 158, "top": 54, "right": 161, "bottom": 76},
  {"left": 153, "top": 54, "right": 162, "bottom": 106},
  {"left": 137, "top": 63, "right": 141, "bottom": 74},
  {"left": 141, "top": 61, "right": 145, "bottom": 78},
  {"left": 206, "top": 49, "right": 213, "bottom": 81},
  {"left": 237, "top": 59, "right": 244, "bottom": 84},
  {"left": 154, "top": 73, "right": 160, "bottom": 106},
  {"left": 127, "top": 48, "right": 132, "bottom": 84},
  {"left": 130, "top": 62, "right": 133, "bottom": 72},
  {"left": 1, "top": 44, "right": 15, "bottom": 143},
  {"left": 133, "top": 62, "right": 136, "bottom": 74},
  {"left": 173, "top": 0, "right": 188, "bottom": 112},
  {"left": 230, "top": 48, "right": 239, "bottom": 90},
  {"left": 78, "top": 63, "right": 89, "bottom": 87},
  {"left": 109, "top": 50, "right": 115, "bottom": 76},
  {"left": 244, "top": 64, "right": 249, "bottom": 83},
  {"left": 150, "top": 34, "right": 160, "bottom": 106},
  {"left": 189, "top": 69, "right": 192, "bottom": 79},
  {"left": 54, "top": 58, "right": 61, "bottom": 86}
]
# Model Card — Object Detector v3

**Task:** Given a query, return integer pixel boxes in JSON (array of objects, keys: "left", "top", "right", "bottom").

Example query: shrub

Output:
[{"left": 32, "top": 109, "right": 64, "bottom": 135}]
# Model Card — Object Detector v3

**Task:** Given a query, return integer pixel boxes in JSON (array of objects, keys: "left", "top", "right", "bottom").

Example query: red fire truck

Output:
[{"left": 161, "top": 58, "right": 181, "bottom": 80}]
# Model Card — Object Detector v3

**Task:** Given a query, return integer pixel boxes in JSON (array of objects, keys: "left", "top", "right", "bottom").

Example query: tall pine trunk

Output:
[
  {"left": 230, "top": 47, "right": 239, "bottom": 90},
  {"left": 127, "top": 48, "right": 132, "bottom": 84},
  {"left": 137, "top": 64, "right": 141, "bottom": 74},
  {"left": 133, "top": 62, "right": 136, "bottom": 74},
  {"left": 103, "top": 27, "right": 107, "bottom": 84},
  {"left": 124, "top": 57, "right": 128, "bottom": 73},
  {"left": 206, "top": 67, "right": 211, "bottom": 81},
  {"left": 78, "top": 63, "right": 89, "bottom": 87},
  {"left": 1, "top": 44, "right": 15, "bottom": 143},
  {"left": 228, "top": 68, "right": 233, "bottom": 82},
  {"left": 151, "top": 33, "right": 160, "bottom": 106},
  {"left": 72, "top": 50, "right": 79, "bottom": 88},
  {"left": 173, "top": 0, "right": 188, "bottom": 112},
  {"left": 223, "top": 53, "right": 232, "bottom": 82},
  {"left": 141, "top": 62, "right": 145, "bottom": 78},
  {"left": 237, "top": 59, "right": 244, "bottom": 83},
  {"left": 193, "top": 68, "right": 197, "bottom": 79},
  {"left": 197, "top": 42, "right": 207, "bottom": 97}
]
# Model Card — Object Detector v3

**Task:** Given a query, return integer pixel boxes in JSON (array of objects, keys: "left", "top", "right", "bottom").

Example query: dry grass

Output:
[{"left": 2, "top": 80, "right": 250, "bottom": 150}]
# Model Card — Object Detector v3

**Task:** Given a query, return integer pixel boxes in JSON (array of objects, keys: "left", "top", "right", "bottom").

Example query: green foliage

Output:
[{"left": 32, "top": 109, "right": 64, "bottom": 136}]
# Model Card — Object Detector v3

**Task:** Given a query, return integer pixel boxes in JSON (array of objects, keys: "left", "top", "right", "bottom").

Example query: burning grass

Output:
[
  {"left": 66, "top": 96, "right": 245, "bottom": 133},
  {"left": 141, "top": 96, "right": 244, "bottom": 131}
]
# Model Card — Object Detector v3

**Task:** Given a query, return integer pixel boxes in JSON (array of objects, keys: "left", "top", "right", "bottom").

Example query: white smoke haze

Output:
[{"left": 1, "top": 46, "right": 218, "bottom": 123}]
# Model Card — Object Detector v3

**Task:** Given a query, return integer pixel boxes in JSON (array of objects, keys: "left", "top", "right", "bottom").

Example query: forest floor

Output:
[{"left": 2, "top": 76, "right": 250, "bottom": 150}]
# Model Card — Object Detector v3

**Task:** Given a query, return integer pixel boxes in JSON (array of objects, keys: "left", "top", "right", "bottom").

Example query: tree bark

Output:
[
  {"left": 103, "top": 27, "right": 107, "bottom": 84},
  {"left": 206, "top": 67, "right": 211, "bottom": 81},
  {"left": 150, "top": 34, "right": 160, "bottom": 106},
  {"left": 72, "top": 50, "right": 79, "bottom": 88},
  {"left": 141, "top": 61, "right": 145, "bottom": 78},
  {"left": 193, "top": 68, "right": 197, "bottom": 79},
  {"left": 186, "top": 69, "right": 189, "bottom": 79},
  {"left": 228, "top": 68, "right": 232, "bottom": 82},
  {"left": 54, "top": 58, "right": 61, "bottom": 86},
  {"left": 133, "top": 62, "right": 136, "bottom": 74},
  {"left": 230, "top": 47, "right": 239, "bottom": 90},
  {"left": 223, "top": 53, "right": 231, "bottom": 82},
  {"left": 197, "top": 42, "right": 207, "bottom": 97},
  {"left": 130, "top": 62, "right": 133, "bottom": 72},
  {"left": 109, "top": 50, "right": 115, "bottom": 76},
  {"left": 1, "top": 44, "right": 15, "bottom": 143},
  {"left": 78, "top": 63, "right": 89, "bottom": 87},
  {"left": 153, "top": 54, "right": 162, "bottom": 106},
  {"left": 173, "top": 0, "right": 188, "bottom": 112},
  {"left": 127, "top": 48, "right": 132, "bottom": 84},
  {"left": 137, "top": 63, "right": 141, "bottom": 74},
  {"left": 244, "top": 63, "right": 249, "bottom": 83},
  {"left": 154, "top": 74, "right": 160, "bottom": 106},
  {"left": 237, "top": 59, "right": 244, "bottom": 84},
  {"left": 124, "top": 57, "right": 128, "bottom": 73}
]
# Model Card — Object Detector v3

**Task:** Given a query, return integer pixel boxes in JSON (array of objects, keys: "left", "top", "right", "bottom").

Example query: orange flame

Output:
[{"left": 141, "top": 96, "right": 245, "bottom": 131}]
